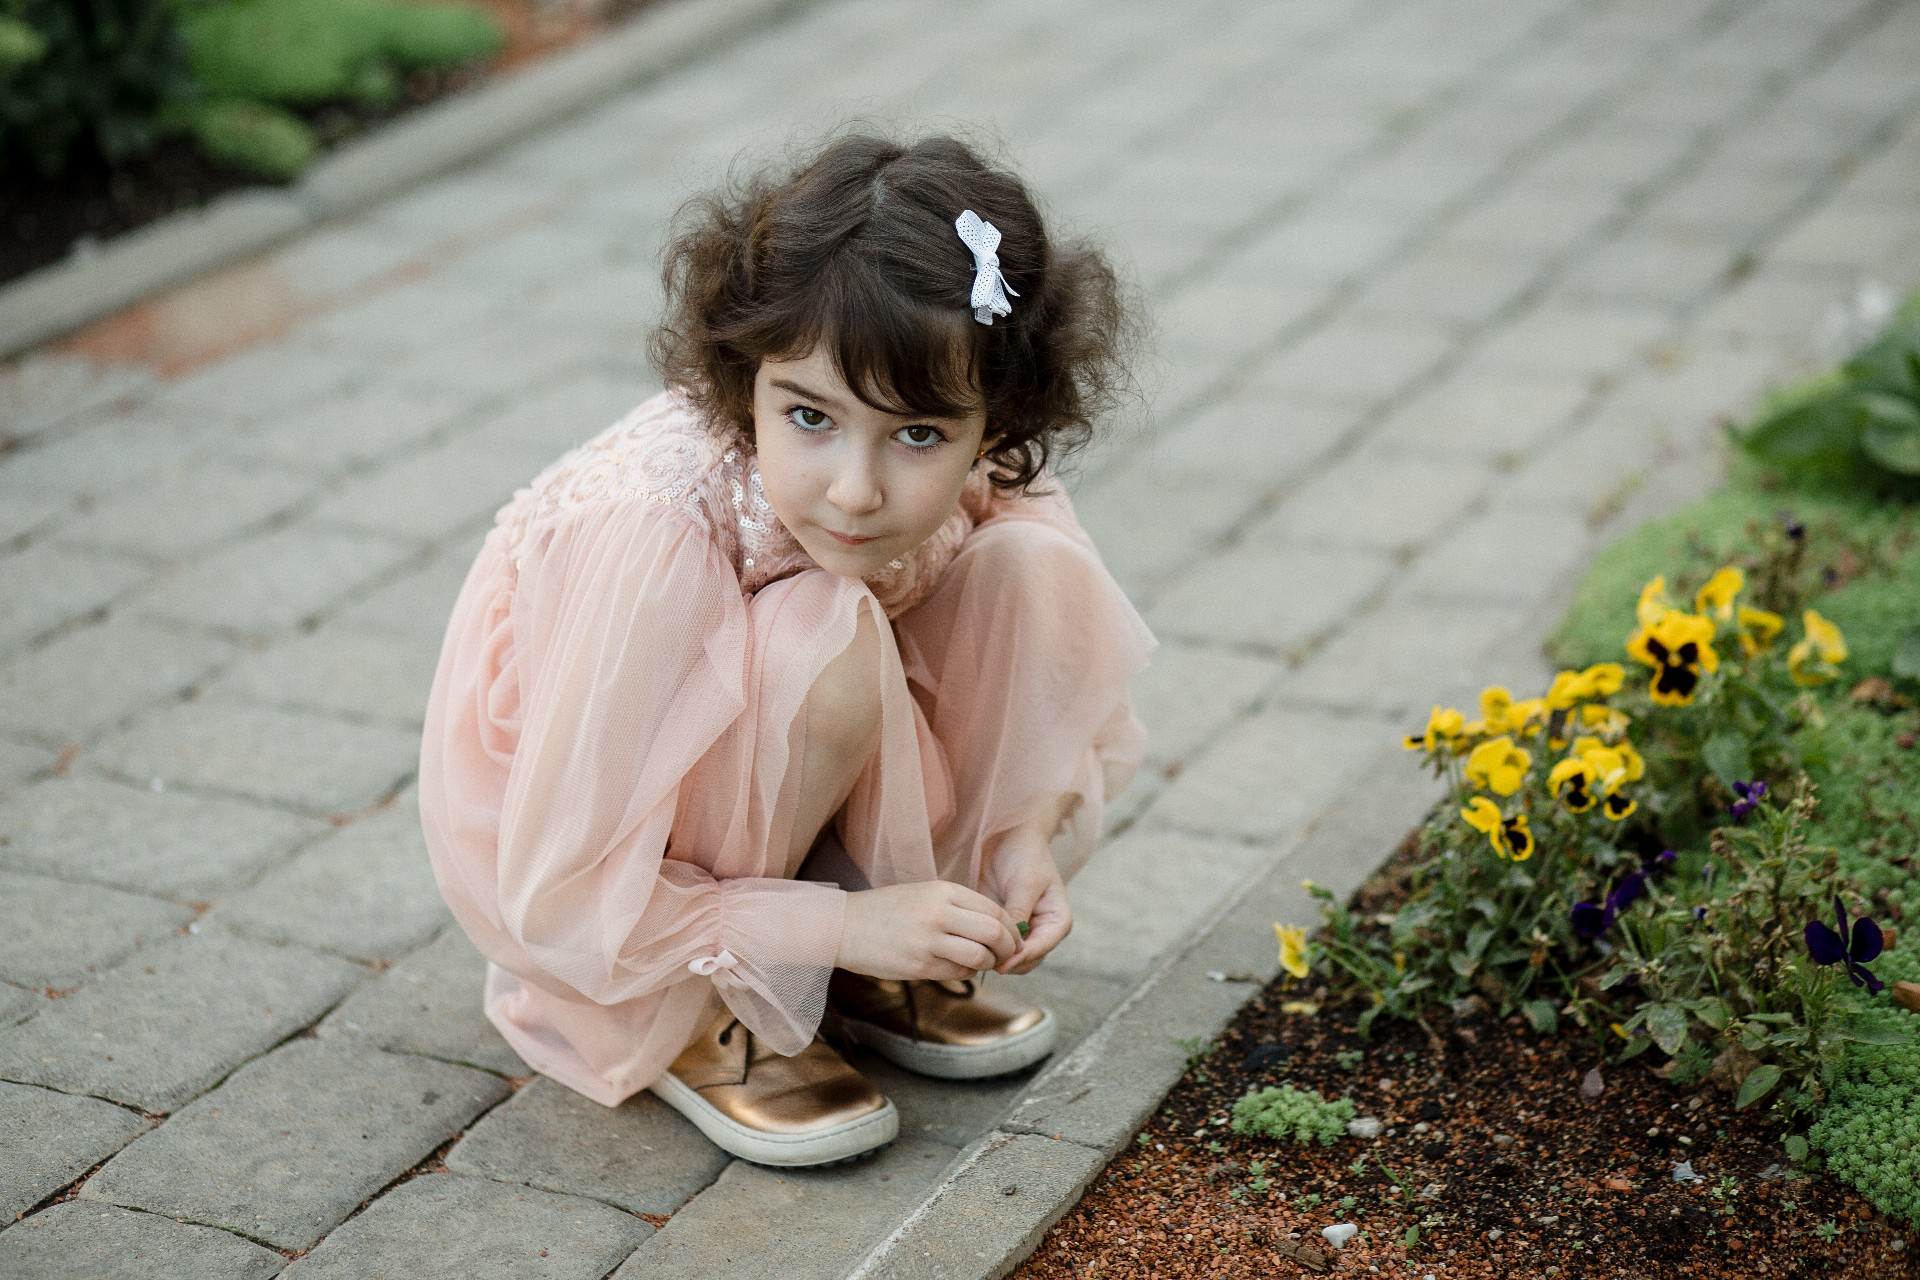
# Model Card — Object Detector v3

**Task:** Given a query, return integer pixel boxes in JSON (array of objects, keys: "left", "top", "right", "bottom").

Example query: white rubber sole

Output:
[
  {"left": 834, "top": 1007, "right": 1059, "bottom": 1080},
  {"left": 647, "top": 1072, "right": 898, "bottom": 1168}
]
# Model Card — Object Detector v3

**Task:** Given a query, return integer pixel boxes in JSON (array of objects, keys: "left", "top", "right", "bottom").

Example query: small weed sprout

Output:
[
  {"left": 1230, "top": 1085, "right": 1356, "bottom": 1146},
  {"left": 1334, "top": 1049, "right": 1365, "bottom": 1072}
]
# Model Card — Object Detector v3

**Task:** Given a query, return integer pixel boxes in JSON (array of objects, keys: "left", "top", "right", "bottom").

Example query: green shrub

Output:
[
  {"left": 1736, "top": 290, "right": 1920, "bottom": 495},
  {"left": 0, "top": 0, "right": 195, "bottom": 176},
  {"left": 181, "top": 0, "right": 501, "bottom": 108},
  {"left": 187, "top": 97, "right": 312, "bottom": 180},
  {"left": 1230, "top": 1085, "right": 1355, "bottom": 1146}
]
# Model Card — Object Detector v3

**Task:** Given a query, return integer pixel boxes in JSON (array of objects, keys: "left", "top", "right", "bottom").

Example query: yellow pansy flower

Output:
[
  {"left": 1637, "top": 576, "right": 1674, "bottom": 627},
  {"left": 1464, "top": 736, "right": 1532, "bottom": 796},
  {"left": 1602, "top": 791, "right": 1637, "bottom": 821},
  {"left": 1694, "top": 566, "right": 1744, "bottom": 622},
  {"left": 1578, "top": 662, "right": 1625, "bottom": 697},
  {"left": 1274, "top": 923, "right": 1310, "bottom": 980},
  {"left": 1548, "top": 756, "right": 1599, "bottom": 812},
  {"left": 1477, "top": 685, "right": 1515, "bottom": 733},
  {"left": 1579, "top": 703, "right": 1631, "bottom": 740},
  {"left": 1626, "top": 610, "right": 1720, "bottom": 706},
  {"left": 1461, "top": 797, "right": 1533, "bottom": 860},
  {"left": 1788, "top": 609, "right": 1848, "bottom": 686},
  {"left": 1736, "top": 604, "right": 1784, "bottom": 657},
  {"left": 1402, "top": 705, "right": 1467, "bottom": 752}
]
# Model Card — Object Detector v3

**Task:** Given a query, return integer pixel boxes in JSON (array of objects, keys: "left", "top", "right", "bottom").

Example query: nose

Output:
[{"left": 825, "top": 446, "right": 884, "bottom": 517}]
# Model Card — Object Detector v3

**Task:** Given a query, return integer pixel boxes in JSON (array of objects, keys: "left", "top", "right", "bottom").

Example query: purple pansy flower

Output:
[
  {"left": 1729, "top": 780, "right": 1768, "bottom": 822},
  {"left": 1805, "top": 895, "right": 1886, "bottom": 994},
  {"left": 1571, "top": 901, "right": 1610, "bottom": 939}
]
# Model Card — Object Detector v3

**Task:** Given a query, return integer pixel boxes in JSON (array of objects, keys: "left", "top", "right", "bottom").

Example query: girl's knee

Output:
[{"left": 803, "top": 607, "right": 882, "bottom": 760}]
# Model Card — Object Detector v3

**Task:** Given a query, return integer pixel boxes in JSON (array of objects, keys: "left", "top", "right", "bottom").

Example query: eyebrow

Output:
[{"left": 768, "top": 377, "right": 848, "bottom": 412}]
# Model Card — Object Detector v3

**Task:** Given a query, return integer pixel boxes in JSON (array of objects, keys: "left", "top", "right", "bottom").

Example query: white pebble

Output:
[
  {"left": 1321, "top": 1222, "right": 1359, "bottom": 1249},
  {"left": 1347, "top": 1117, "right": 1382, "bottom": 1139}
]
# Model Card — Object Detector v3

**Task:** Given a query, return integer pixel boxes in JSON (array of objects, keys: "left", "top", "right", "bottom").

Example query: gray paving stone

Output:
[
  {"left": 0, "top": 741, "right": 50, "bottom": 802},
  {"left": 455, "top": 369, "right": 661, "bottom": 463},
  {"left": 210, "top": 627, "right": 437, "bottom": 727},
  {"left": 0, "top": 542, "right": 147, "bottom": 656},
  {"left": 309, "top": 438, "right": 549, "bottom": 544},
  {"left": 1768, "top": 197, "right": 1920, "bottom": 272},
  {"left": 328, "top": 544, "right": 477, "bottom": 650},
  {"left": 1241, "top": 320, "right": 1456, "bottom": 406},
  {"left": 1640, "top": 166, "right": 1813, "bottom": 241},
  {"left": 299, "top": 277, "right": 511, "bottom": 355},
  {"left": 1057, "top": 827, "right": 1271, "bottom": 981},
  {"left": 1520, "top": 123, "right": 1700, "bottom": 195},
  {"left": 1399, "top": 506, "right": 1598, "bottom": 605},
  {"left": 1443, "top": 183, "right": 1624, "bottom": 259},
  {"left": 135, "top": 520, "right": 414, "bottom": 639},
  {"left": 0, "top": 618, "right": 238, "bottom": 745},
  {"left": 0, "top": 871, "right": 192, "bottom": 990},
  {"left": 0, "top": 402, "right": 224, "bottom": 503},
  {"left": 210, "top": 801, "right": 449, "bottom": 964},
  {"left": 614, "top": 1138, "right": 958, "bottom": 1280},
  {"left": 316, "top": 927, "right": 528, "bottom": 1077},
  {"left": 1470, "top": 300, "right": 1673, "bottom": 378},
  {"left": 1147, "top": 543, "right": 1394, "bottom": 653},
  {"left": 0, "top": 487, "right": 70, "bottom": 544},
  {"left": 1125, "top": 639, "right": 1280, "bottom": 766},
  {"left": 86, "top": 699, "right": 419, "bottom": 816},
  {"left": 1345, "top": 237, "right": 1542, "bottom": 327},
  {"left": 155, "top": 339, "right": 369, "bottom": 426},
  {"left": 446, "top": 1075, "right": 726, "bottom": 1216},
  {"left": 1278, "top": 594, "right": 1536, "bottom": 716},
  {"left": 1560, "top": 229, "right": 1743, "bottom": 305},
  {"left": 83, "top": 1040, "right": 508, "bottom": 1250},
  {"left": 0, "top": 354, "right": 156, "bottom": 448},
  {"left": 0, "top": 985, "right": 43, "bottom": 1029},
  {"left": 1148, "top": 706, "right": 1398, "bottom": 842},
  {"left": 385, "top": 322, "right": 606, "bottom": 403},
  {"left": 1692, "top": 265, "right": 1856, "bottom": 346},
  {"left": 226, "top": 381, "right": 478, "bottom": 475},
  {"left": 0, "top": 933, "right": 363, "bottom": 1112},
  {"left": 1369, "top": 371, "right": 1593, "bottom": 459},
  {"left": 847, "top": 1133, "right": 1105, "bottom": 1280},
  {"left": 1244, "top": 449, "right": 1490, "bottom": 554},
  {"left": 0, "top": 1202, "right": 284, "bottom": 1279},
  {"left": 1227, "top": 212, "right": 1412, "bottom": 285},
  {"left": 57, "top": 457, "right": 313, "bottom": 563},
  {"left": 0, "top": 776, "right": 325, "bottom": 899},
  {"left": 0, "top": 1081, "right": 151, "bottom": 1223},
  {"left": 281, "top": 1172, "right": 648, "bottom": 1279}
]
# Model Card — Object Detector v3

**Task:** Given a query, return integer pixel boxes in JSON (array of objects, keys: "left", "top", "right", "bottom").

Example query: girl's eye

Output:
[
  {"left": 895, "top": 424, "right": 946, "bottom": 449},
  {"left": 789, "top": 406, "right": 830, "bottom": 431}
]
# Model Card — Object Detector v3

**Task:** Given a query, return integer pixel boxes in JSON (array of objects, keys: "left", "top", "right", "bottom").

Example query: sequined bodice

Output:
[{"left": 490, "top": 391, "right": 986, "bottom": 618}]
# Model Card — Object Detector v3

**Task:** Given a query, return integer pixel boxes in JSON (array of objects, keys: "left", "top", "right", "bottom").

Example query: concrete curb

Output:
[
  {"left": 0, "top": 0, "right": 821, "bottom": 360},
  {"left": 845, "top": 750, "right": 1447, "bottom": 1280}
]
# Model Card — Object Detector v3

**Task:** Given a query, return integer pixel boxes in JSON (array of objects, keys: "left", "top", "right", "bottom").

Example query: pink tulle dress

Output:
[{"left": 418, "top": 390, "right": 1155, "bottom": 1107}]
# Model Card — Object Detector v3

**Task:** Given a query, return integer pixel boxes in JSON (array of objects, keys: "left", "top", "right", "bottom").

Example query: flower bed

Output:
[{"left": 1017, "top": 296, "right": 1920, "bottom": 1276}]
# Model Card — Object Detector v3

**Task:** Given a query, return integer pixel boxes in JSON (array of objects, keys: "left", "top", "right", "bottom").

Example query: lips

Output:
[{"left": 825, "top": 529, "right": 879, "bottom": 545}]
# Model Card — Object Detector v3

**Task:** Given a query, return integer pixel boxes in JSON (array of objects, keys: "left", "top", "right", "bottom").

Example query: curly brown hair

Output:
[{"left": 648, "top": 133, "right": 1135, "bottom": 492}]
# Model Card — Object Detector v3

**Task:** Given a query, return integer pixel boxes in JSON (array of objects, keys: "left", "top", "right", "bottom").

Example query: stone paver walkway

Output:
[{"left": 4, "top": 0, "right": 1920, "bottom": 1274}]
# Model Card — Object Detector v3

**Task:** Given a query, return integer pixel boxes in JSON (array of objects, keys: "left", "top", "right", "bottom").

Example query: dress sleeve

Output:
[{"left": 494, "top": 498, "right": 846, "bottom": 1051}]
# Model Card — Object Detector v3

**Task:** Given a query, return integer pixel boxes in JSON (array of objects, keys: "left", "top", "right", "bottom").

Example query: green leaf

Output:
[
  {"left": 1688, "top": 998, "right": 1732, "bottom": 1031},
  {"left": 1839, "top": 1019, "right": 1910, "bottom": 1046},
  {"left": 1645, "top": 1003, "right": 1690, "bottom": 1056},
  {"left": 1738, "top": 394, "right": 1864, "bottom": 474},
  {"left": 1403, "top": 1225, "right": 1420, "bottom": 1247},
  {"left": 1784, "top": 1134, "right": 1809, "bottom": 1162},
  {"left": 1892, "top": 626, "right": 1920, "bottom": 681},
  {"left": 1701, "top": 732, "right": 1752, "bottom": 790},
  {"left": 1858, "top": 392, "right": 1920, "bottom": 474},
  {"left": 1522, "top": 1000, "right": 1559, "bottom": 1035},
  {"left": 1736, "top": 1063, "right": 1784, "bottom": 1110},
  {"left": 1465, "top": 923, "right": 1494, "bottom": 961}
]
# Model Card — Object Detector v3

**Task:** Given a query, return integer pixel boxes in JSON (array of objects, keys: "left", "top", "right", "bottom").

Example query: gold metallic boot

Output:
[
  {"left": 647, "top": 1005, "right": 897, "bottom": 1167},
  {"left": 825, "top": 971, "right": 1058, "bottom": 1080}
]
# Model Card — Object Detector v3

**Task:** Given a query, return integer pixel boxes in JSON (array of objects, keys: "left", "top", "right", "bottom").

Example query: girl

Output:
[{"left": 419, "top": 133, "right": 1155, "bottom": 1168}]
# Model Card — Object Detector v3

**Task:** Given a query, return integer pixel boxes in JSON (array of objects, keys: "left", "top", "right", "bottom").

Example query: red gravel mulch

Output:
[{"left": 1016, "top": 870, "right": 1919, "bottom": 1278}]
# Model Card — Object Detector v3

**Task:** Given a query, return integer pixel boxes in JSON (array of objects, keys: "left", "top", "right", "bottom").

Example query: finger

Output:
[
  {"left": 930, "top": 935, "right": 997, "bottom": 974},
  {"left": 946, "top": 905, "right": 1020, "bottom": 965},
  {"left": 944, "top": 883, "right": 1019, "bottom": 932},
  {"left": 999, "top": 896, "right": 1070, "bottom": 974}
]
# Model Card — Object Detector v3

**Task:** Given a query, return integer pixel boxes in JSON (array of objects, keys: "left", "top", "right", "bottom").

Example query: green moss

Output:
[
  {"left": 1229, "top": 1085, "right": 1356, "bottom": 1146},
  {"left": 1810, "top": 1039, "right": 1920, "bottom": 1228}
]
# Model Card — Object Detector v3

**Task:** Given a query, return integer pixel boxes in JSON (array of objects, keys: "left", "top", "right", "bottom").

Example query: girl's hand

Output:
[
  {"left": 836, "top": 881, "right": 1021, "bottom": 981},
  {"left": 983, "top": 824, "right": 1072, "bottom": 975}
]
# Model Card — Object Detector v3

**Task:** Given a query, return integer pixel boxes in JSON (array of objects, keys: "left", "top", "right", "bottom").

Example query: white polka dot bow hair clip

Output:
[{"left": 955, "top": 209, "right": 1019, "bottom": 326}]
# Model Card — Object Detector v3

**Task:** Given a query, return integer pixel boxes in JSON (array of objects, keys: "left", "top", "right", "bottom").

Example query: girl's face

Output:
[{"left": 751, "top": 348, "right": 989, "bottom": 580}]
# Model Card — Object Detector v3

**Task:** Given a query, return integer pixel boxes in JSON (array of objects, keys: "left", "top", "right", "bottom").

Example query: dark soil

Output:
[
  {"left": 1016, "top": 869, "right": 1920, "bottom": 1278},
  {"left": 3, "top": 0, "right": 655, "bottom": 289}
]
